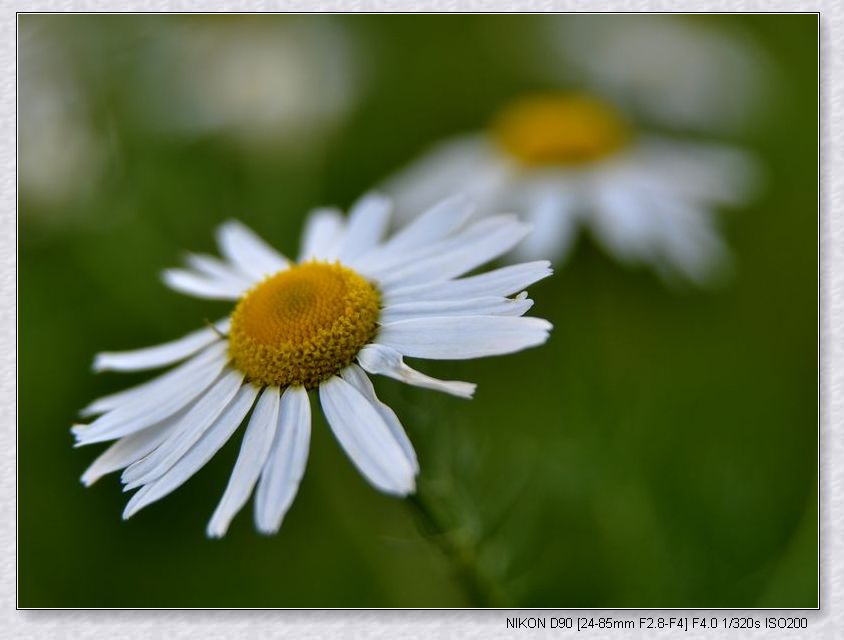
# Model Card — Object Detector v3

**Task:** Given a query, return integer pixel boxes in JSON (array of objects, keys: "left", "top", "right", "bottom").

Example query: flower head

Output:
[
  {"left": 74, "top": 195, "right": 552, "bottom": 537},
  {"left": 493, "top": 93, "right": 630, "bottom": 167},
  {"left": 386, "top": 91, "right": 759, "bottom": 285}
]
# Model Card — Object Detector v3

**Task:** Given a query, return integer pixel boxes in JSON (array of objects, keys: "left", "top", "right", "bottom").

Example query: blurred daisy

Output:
[
  {"left": 386, "top": 93, "right": 758, "bottom": 284},
  {"left": 74, "top": 195, "right": 552, "bottom": 537},
  {"left": 19, "top": 19, "right": 106, "bottom": 213},
  {"left": 137, "top": 17, "right": 360, "bottom": 151},
  {"left": 544, "top": 15, "right": 773, "bottom": 134}
]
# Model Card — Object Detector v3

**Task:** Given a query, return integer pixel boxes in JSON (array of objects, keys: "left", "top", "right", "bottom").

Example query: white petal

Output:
[
  {"left": 375, "top": 216, "right": 532, "bottom": 289},
  {"left": 340, "top": 365, "right": 419, "bottom": 473},
  {"left": 383, "top": 261, "right": 552, "bottom": 305},
  {"left": 364, "top": 215, "right": 516, "bottom": 284},
  {"left": 591, "top": 177, "right": 732, "bottom": 284},
  {"left": 254, "top": 386, "right": 312, "bottom": 534},
  {"left": 81, "top": 341, "right": 228, "bottom": 417},
  {"left": 378, "top": 194, "right": 473, "bottom": 254},
  {"left": 73, "top": 343, "right": 229, "bottom": 445},
  {"left": 651, "top": 195, "right": 730, "bottom": 283},
  {"left": 184, "top": 253, "right": 255, "bottom": 289},
  {"left": 207, "top": 386, "right": 281, "bottom": 538},
  {"left": 120, "top": 369, "right": 245, "bottom": 488},
  {"left": 376, "top": 316, "right": 552, "bottom": 360},
  {"left": 384, "top": 134, "right": 504, "bottom": 220},
  {"left": 351, "top": 194, "right": 473, "bottom": 272},
  {"left": 590, "top": 182, "right": 661, "bottom": 263},
  {"left": 635, "top": 137, "right": 759, "bottom": 206},
  {"left": 511, "top": 190, "right": 580, "bottom": 263},
  {"left": 299, "top": 207, "right": 345, "bottom": 261},
  {"left": 92, "top": 319, "right": 229, "bottom": 373},
  {"left": 162, "top": 268, "right": 247, "bottom": 300},
  {"left": 80, "top": 418, "right": 179, "bottom": 486},
  {"left": 380, "top": 295, "right": 533, "bottom": 323},
  {"left": 336, "top": 192, "right": 391, "bottom": 262},
  {"left": 122, "top": 384, "right": 259, "bottom": 518},
  {"left": 357, "top": 344, "right": 476, "bottom": 399},
  {"left": 319, "top": 376, "right": 416, "bottom": 496},
  {"left": 216, "top": 219, "right": 289, "bottom": 280},
  {"left": 363, "top": 216, "right": 515, "bottom": 283}
]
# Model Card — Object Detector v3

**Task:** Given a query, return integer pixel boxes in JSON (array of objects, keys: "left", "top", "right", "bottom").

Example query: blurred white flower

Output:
[
  {"left": 386, "top": 93, "right": 759, "bottom": 285},
  {"left": 19, "top": 21, "right": 106, "bottom": 212},
  {"left": 138, "top": 17, "right": 361, "bottom": 151},
  {"left": 544, "top": 15, "right": 773, "bottom": 134}
]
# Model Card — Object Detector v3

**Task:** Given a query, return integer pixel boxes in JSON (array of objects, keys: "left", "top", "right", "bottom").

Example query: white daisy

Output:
[
  {"left": 19, "top": 19, "right": 106, "bottom": 212},
  {"left": 136, "top": 17, "right": 360, "bottom": 151},
  {"left": 544, "top": 15, "right": 773, "bottom": 134},
  {"left": 74, "top": 194, "right": 552, "bottom": 537},
  {"left": 386, "top": 93, "right": 759, "bottom": 285}
]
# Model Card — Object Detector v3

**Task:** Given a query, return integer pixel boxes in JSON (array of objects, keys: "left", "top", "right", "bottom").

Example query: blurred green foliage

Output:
[{"left": 19, "top": 14, "right": 817, "bottom": 607}]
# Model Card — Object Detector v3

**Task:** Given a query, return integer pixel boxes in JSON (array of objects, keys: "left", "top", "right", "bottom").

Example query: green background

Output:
[{"left": 19, "top": 14, "right": 817, "bottom": 607}]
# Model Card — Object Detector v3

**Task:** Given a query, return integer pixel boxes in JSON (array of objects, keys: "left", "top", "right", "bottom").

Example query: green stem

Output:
[{"left": 406, "top": 493, "right": 509, "bottom": 607}]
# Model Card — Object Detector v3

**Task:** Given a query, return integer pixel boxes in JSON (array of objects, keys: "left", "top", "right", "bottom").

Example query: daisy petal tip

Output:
[
  {"left": 160, "top": 269, "right": 178, "bottom": 286},
  {"left": 538, "top": 325, "right": 554, "bottom": 344},
  {"left": 405, "top": 478, "right": 418, "bottom": 496},
  {"left": 80, "top": 472, "right": 97, "bottom": 487},
  {"left": 351, "top": 191, "right": 394, "bottom": 222},
  {"left": 255, "top": 521, "right": 282, "bottom": 537},
  {"left": 77, "top": 406, "right": 98, "bottom": 419},
  {"left": 434, "top": 379, "right": 477, "bottom": 399},
  {"left": 122, "top": 503, "right": 139, "bottom": 520},
  {"left": 120, "top": 468, "right": 142, "bottom": 489},
  {"left": 122, "top": 503, "right": 145, "bottom": 521},
  {"left": 519, "top": 317, "right": 553, "bottom": 349},
  {"left": 456, "top": 382, "right": 477, "bottom": 399},
  {"left": 362, "top": 190, "right": 391, "bottom": 205},
  {"left": 71, "top": 425, "right": 90, "bottom": 445},
  {"left": 398, "top": 471, "right": 418, "bottom": 496},
  {"left": 216, "top": 218, "right": 247, "bottom": 238},
  {"left": 435, "top": 192, "right": 474, "bottom": 216},
  {"left": 91, "top": 355, "right": 107, "bottom": 373},
  {"left": 384, "top": 480, "right": 416, "bottom": 498}
]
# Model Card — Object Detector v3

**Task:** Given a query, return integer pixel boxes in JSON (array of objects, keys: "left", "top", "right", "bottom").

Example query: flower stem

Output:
[{"left": 406, "top": 492, "right": 509, "bottom": 607}]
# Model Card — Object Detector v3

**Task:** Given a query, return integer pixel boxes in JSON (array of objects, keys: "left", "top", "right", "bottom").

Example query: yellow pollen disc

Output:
[
  {"left": 493, "top": 93, "right": 631, "bottom": 167},
  {"left": 228, "top": 261, "right": 381, "bottom": 388}
]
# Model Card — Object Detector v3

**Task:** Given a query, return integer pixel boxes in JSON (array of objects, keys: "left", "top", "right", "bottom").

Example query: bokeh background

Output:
[{"left": 18, "top": 14, "right": 817, "bottom": 607}]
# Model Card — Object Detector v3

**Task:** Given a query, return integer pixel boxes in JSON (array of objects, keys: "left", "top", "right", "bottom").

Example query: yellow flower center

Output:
[
  {"left": 228, "top": 261, "right": 381, "bottom": 388},
  {"left": 493, "top": 93, "right": 630, "bottom": 167}
]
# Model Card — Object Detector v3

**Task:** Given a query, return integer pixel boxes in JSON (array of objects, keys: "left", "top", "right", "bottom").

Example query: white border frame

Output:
[{"left": 7, "top": 2, "right": 833, "bottom": 638}]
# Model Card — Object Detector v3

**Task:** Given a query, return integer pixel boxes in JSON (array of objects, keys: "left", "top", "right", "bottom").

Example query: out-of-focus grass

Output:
[{"left": 18, "top": 14, "right": 817, "bottom": 607}]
